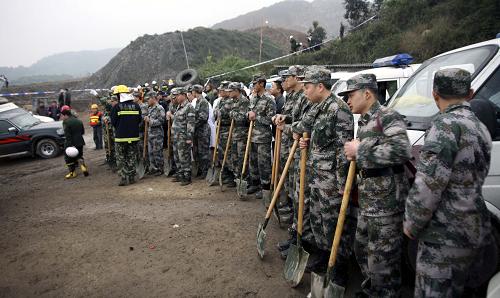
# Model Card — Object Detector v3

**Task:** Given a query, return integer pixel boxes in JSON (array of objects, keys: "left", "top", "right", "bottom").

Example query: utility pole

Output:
[
  {"left": 180, "top": 31, "right": 190, "bottom": 69},
  {"left": 259, "top": 19, "right": 268, "bottom": 63}
]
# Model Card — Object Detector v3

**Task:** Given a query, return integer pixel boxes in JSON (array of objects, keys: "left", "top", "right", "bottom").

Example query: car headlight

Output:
[{"left": 57, "top": 128, "right": 64, "bottom": 135}]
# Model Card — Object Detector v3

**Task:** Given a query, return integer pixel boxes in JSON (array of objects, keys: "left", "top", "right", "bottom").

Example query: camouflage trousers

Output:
[
  {"left": 231, "top": 138, "right": 246, "bottom": 178},
  {"left": 194, "top": 124, "right": 210, "bottom": 175},
  {"left": 148, "top": 127, "right": 164, "bottom": 172},
  {"left": 173, "top": 136, "right": 192, "bottom": 179},
  {"left": 115, "top": 141, "right": 138, "bottom": 179},
  {"left": 354, "top": 213, "right": 403, "bottom": 298},
  {"left": 103, "top": 125, "right": 115, "bottom": 164},
  {"left": 138, "top": 132, "right": 149, "bottom": 172},
  {"left": 249, "top": 142, "right": 272, "bottom": 187},
  {"left": 414, "top": 242, "right": 476, "bottom": 298},
  {"left": 218, "top": 128, "right": 234, "bottom": 178}
]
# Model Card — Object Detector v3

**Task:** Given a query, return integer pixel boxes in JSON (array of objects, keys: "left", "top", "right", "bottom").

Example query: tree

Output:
[
  {"left": 372, "top": 0, "right": 384, "bottom": 13},
  {"left": 343, "top": 0, "right": 371, "bottom": 28},
  {"left": 307, "top": 21, "right": 327, "bottom": 51},
  {"left": 339, "top": 22, "right": 345, "bottom": 40},
  {"left": 289, "top": 36, "right": 301, "bottom": 53}
]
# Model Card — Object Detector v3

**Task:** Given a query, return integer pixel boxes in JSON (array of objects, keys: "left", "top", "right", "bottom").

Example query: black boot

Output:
[{"left": 118, "top": 177, "right": 129, "bottom": 186}]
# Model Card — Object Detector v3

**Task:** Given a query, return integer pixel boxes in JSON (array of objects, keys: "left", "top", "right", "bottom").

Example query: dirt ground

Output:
[{"left": 0, "top": 111, "right": 385, "bottom": 298}]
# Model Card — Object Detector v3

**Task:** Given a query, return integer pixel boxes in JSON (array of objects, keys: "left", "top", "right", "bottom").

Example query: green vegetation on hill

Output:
[{"left": 286, "top": 0, "right": 500, "bottom": 66}]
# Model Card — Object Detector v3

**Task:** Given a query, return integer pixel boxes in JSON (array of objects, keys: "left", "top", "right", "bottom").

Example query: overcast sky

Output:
[{"left": 1, "top": 0, "right": 298, "bottom": 67}]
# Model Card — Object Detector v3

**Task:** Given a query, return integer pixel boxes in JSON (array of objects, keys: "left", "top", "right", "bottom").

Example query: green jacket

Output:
[{"left": 63, "top": 115, "right": 85, "bottom": 148}]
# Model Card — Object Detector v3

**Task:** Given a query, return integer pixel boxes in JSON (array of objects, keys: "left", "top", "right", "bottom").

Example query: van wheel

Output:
[{"left": 36, "top": 139, "right": 60, "bottom": 158}]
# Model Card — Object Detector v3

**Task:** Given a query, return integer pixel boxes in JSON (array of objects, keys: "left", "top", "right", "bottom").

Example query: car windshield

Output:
[
  {"left": 331, "top": 80, "right": 348, "bottom": 98},
  {"left": 389, "top": 45, "right": 498, "bottom": 117},
  {"left": 10, "top": 111, "right": 41, "bottom": 129}
]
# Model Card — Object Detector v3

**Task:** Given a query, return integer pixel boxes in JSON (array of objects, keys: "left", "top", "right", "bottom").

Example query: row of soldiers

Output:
[{"left": 97, "top": 64, "right": 492, "bottom": 297}]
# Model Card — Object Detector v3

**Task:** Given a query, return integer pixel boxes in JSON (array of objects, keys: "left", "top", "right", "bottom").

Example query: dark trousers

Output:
[
  {"left": 93, "top": 126, "right": 103, "bottom": 149},
  {"left": 64, "top": 146, "right": 83, "bottom": 171}
]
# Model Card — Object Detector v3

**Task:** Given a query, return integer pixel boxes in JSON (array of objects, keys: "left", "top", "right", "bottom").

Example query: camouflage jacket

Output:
[
  {"left": 292, "top": 93, "right": 354, "bottom": 191},
  {"left": 404, "top": 103, "right": 492, "bottom": 248},
  {"left": 139, "top": 102, "right": 149, "bottom": 131},
  {"left": 194, "top": 96, "right": 210, "bottom": 128},
  {"left": 229, "top": 94, "right": 250, "bottom": 141},
  {"left": 249, "top": 92, "right": 276, "bottom": 143},
  {"left": 172, "top": 99, "right": 195, "bottom": 142},
  {"left": 147, "top": 103, "right": 165, "bottom": 130},
  {"left": 357, "top": 101, "right": 411, "bottom": 216},
  {"left": 98, "top": 96, "right": 113, "bottom": 123},
  {"left": 215, "top": 97, "right": 233, "bottom": 130}
]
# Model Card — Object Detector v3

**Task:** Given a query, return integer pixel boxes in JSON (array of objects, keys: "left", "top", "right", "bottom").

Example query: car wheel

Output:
[{"left": 36, "top": 138, "right": 60, "bottom": 158}]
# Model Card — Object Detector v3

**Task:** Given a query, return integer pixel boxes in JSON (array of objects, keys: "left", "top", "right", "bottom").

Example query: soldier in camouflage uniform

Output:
[
  {"left": 404, "top": 69, "right": 492, "bottom": 298},
  {"left": 191, "top": 85, "right": 211, "bottom": 178},
  {"left": 247, "top": 74, "right": 276, "bottom": 198},
  {"left": 342, "top": 74, "right": 411, "bottom": 297},
  {"left": 99, "top": 94, "right": 117, "bottom": 170},
  {"left": 170, "top": 87, "right": 196, "bottom": 185},
  {"left": 214, "top": 81, "right": 235, "bottom": 184},
  {"left": 228, "top": 82, "right": 250, "bottom": 188},
  {"left": 145, "top": 91, "right": 165, "bottom": 175},
  {"left": 292, "top": 67, "right": 354, "bottom": 286},
  {"left": 135, "top": 91, "right": 150, "bottom": 173},
  {"left": 167, "top": 94, "right": 179, "bottom": 177},
  {"left": 277, "top": 66, "right": 317, "bottom": 261}
]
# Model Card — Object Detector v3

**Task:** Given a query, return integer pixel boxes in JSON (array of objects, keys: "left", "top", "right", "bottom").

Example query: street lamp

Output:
[{"left": 259, "top": 20, "right": 269, "bottom": 63}]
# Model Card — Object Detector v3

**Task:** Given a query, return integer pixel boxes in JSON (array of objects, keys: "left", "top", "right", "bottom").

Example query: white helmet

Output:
[
  {"left": 152, "top": 80, "right": 157, "bottom": 85},
  {"left": 144, "top": 83, "right": 149, "bottom": 87},
  {"left": 65, "top": 146, "right": 79, "bottom": 158}
]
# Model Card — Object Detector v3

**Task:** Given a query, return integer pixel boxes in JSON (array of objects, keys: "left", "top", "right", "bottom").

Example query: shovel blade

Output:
[
  {"left": 256, "top": 223, "right": 267, "bottom": 259},
  {"left": 236, "top": 179, "right": 248, "bottom": 199},
  {"left": 310, "top": 272, "right": 345, "bottom": 298},
  {"left": 325, "top": 281, "right": 345, "bottom": 298},
  {"left": 284, "top": 244, "right": 309, "bottom": 287},
  {"left": 192, "top": 161, "right": 198, "bottom": 177},
  {"left": 136, "top": 160, "right": 145, "bottom": 180},
  {"left": 206, "top": 167, "right": 219, "bottom": 186}
]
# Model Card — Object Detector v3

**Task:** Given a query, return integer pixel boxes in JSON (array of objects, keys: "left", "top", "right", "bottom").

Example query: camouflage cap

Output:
[
  {"left": 144, "top": 91, "right": 157, "bottom": 99},
  {"left": 171, "top": 87, "right": 187, "bottom": 96},
  {"left": 218, "top": 81, "right": 230, "bottom": 90},
  {"left": 191, "top": 84, "right": 204, "bottom": 93},
  {"left": 299, "top": 66, "right": 331, "bottom": 84},
  {"left": 282, "top": 65, "right": 305, "bottom": 77},
  {"left": 225, "top": 82, "right": 242, "bottom": 91},
  {"left": 110, "top": 95, "right": 118, "bottom": 102},
  {"left": 433, "top": 68, "right": 471, "bottom": 98},
  {"left": 337, "top": 73, "right": 378, "bottom": 97},
  {"left": 251, "top": 74, "right": 267, "bottom": 83}
]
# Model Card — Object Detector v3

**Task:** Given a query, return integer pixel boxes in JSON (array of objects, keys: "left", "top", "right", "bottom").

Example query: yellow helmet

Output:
[
  {"left": 91, "top": 104, "right": 98, "bottom": 109},
  {"left": 113, "top": 85, "right": 129, "bottom": 94}
]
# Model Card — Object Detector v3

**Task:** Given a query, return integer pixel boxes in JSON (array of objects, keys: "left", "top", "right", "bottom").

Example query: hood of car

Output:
[{"left": 27, "top": 120, "right": 63, "bottom": 132}]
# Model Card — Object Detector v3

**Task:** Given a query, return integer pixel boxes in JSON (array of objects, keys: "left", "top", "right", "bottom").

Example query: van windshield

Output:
[{"left": 389, "top": 45, "right": 498, "bottom": 117}]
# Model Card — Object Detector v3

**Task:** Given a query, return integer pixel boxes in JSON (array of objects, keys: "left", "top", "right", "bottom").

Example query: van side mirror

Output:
[{"left": 8, "top": 127, "right": 18, "bottom": 134}]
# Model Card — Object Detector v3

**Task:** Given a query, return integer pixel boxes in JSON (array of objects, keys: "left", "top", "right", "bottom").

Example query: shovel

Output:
[
  {"left": 236, "top": 120, "right": 253, "bottom": 199},
  {"left": 164, "top": 118, "right": 173, "bottom": 176},
  {"left": 310, "top": 161, "right": 356, "bottom": 298},
  {"left": 136, "top": 121, "right": 148, "bottom": 179},
  {"left": 284, "top": 132, "right": 310, "bottom": 287},
  {"left": 206, "top": 119, "right": 221, "bottom": 186},
  {"left": 267, "top": 127, "right": 280, "bottom": 208},
  {"left": 219, "top": 119, "right": 234, "bottom": 191},
  {"left": 257, "top": 138, "right": 299, "bottom": 259}
]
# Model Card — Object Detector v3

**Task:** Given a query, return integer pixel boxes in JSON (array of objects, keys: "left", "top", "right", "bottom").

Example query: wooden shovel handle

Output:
[
  {"left": 274, "top": 128, "right": 281, "bottom": 190},
  {"left": 265, "top": 138, "right": 299, "bottom": 220},
  {"left": 328, "top": 161, "right": 356, "bottom": 268},
  {"left": 212, "top": 119, "right": 221, "bottom": 164},
  {"left": 241, "top": 120, "right": 254, "bottom": 176},
  {"left": 220, "top": 119, "right": 234, "bottom": 170},
  {"left": 297, "top": 132, "right": 309, "bottom": 235},
  {"left": 271, "top": 128, "right": 279, "bottom": 188},
  {"left": 143, "top": 121, "right": 148, "bottom": 159}
]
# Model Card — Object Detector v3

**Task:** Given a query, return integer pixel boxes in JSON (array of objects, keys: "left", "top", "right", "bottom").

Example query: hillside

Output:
[
  {"left": 245, "top": 27, "right": 308, "bottom": 53},
  {"left": 212, "top": 0, "right": 345, "bottom": 37},
  {"left": 84, "top": 27, "right": 285, "bottom": 88},
  {"left": 0, "top": 48, "right": 120, "bottom": 85},
  {"left": 286, "top": 0, "right": 500, "bottom": 66}
]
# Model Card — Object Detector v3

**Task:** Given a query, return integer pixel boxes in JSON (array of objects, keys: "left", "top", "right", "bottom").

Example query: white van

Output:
[{"left": 388, "top": 38, "right": 500, "bottom": 289}]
